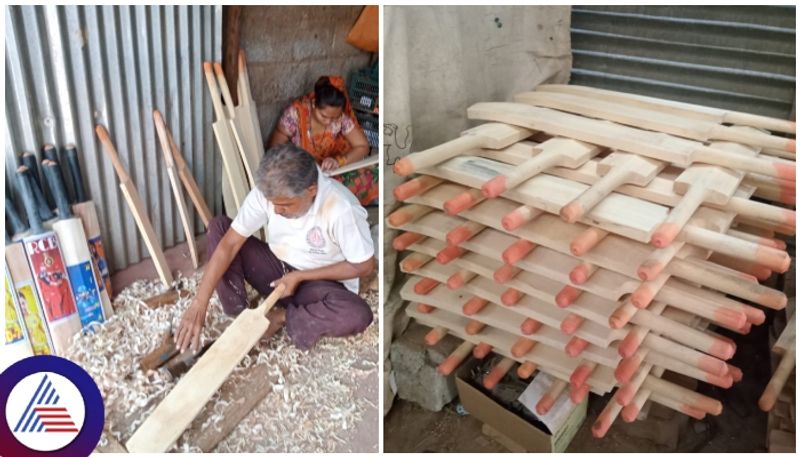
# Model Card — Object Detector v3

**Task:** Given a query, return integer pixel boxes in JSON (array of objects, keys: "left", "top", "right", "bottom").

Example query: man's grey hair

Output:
[{"left": 256, "top": 143, "right": 319, "bottom": 198}]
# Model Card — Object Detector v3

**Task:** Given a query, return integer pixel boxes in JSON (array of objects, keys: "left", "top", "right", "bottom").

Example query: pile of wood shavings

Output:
[{"left": 63, "top": 272, "right": 379, "bottom": 453}]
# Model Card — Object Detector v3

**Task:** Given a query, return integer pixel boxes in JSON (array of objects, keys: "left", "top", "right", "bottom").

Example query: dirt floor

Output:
[
  {"left": 384, "top": 315, "right": 777, "bottom": 453},
  {"left": 79, "top": 239, "right": 378, "bottom": 453}
]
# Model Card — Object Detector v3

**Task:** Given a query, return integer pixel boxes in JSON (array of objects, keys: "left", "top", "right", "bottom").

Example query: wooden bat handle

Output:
[
  {"left": 42, "top": 161, "right": 72, "bottom": 219},
  {"left": 694, "top": 146, "right": 795, "bottom": 180},
  {"left": 712, "top": 124, "right": 795, "bottom": 152},
  {"left": 95, "top": 124, "right": 131, "bottom": 183},
  {"left": 637, "top": 241, "right": 683, "bottom": 280},
  {"left": 649, "top": 392, "right": 706, "bottom": 420},
  {"left": 437, "top": 340, "right": 474, "bottom": 375},
  {"left": 22, "top": 151, "right": 54, "bottom": 221},
  {"left": 42, "top": 144, "right": 58, "bottom": 163},
  {"left": 537, "top": 378, "right": 568, "bottom": 415},
  {"left": 656, "top": 285, "right": 747, "bottom": 330},
  {"left": 256, "top": 283, "right": 286, "bottom": 316},
  {"left": 64, "top": 145, "right": 87, "bottom": 203},
  {"left": 213, "top": 62, "right": 236, "bottom": 117},
  {"left": 725, "top": 196, "right": 795, "bottom": 230},
  {"left": 153, "top": 111, "right": 178, "bottom": 169},
  {"left": 723, "top": 112, "right": 796, "bottom": 136},
  {"left": 681, "top": 225, "right": 791, "bottom": 273},
  {"left": 203, "top": 61, "right": 227, "bottom": 121},
  {"left": 561, "top": 164, "right": 631, "bottom": 223},
  {"left": 16, "top": 167, "right": 44, "bottom": 234},
  {"left": 631, "top": 307, "right": 734, "bottom": 360},
  {"left": 644, "top": 334, "right": 728, "bottom": 377},
  {"left": 21, "top": 152, "right": 41, "bottom": 188},
  {"left": 615, "top": 362, "right": 653, "bottom": 406},
  {"left": 644, "top": 351, "right": 732, "bottom": 388},
  {"left": 387, "top": 204, "right": 431, "bottom": 227},
  {"left": 651, "top": 185, "right": 707, "bottom": 248},
  {"left": 670, "top": 258, "right": 786, "bottom": 310},
  {"left": 237, "top": 49, "right": 252, "bottom": 98},
  {"left": 482, "top": 151, "right": 559, "bottom": 198},
  {"left": 644, "top": 375, "right": 722, "bottom": 415},
  {"left": 393, "top": 134, "right": 483, "bottom": 176},
  {"left": 758, "top": 345, "right": 796, "bottom": 411}
]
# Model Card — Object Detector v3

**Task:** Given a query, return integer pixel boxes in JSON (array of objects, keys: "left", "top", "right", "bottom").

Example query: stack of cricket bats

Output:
[
  {"left": 389, "top": 84, "right": 795, "bottom": 437},
  {"left": 4, "top": 145, "right": 114, "bottom": 366}
]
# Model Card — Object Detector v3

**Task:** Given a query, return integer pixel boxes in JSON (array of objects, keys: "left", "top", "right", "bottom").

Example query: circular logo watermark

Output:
[{"left": 0, "top": 356, "right": 103, "bottom": 457}]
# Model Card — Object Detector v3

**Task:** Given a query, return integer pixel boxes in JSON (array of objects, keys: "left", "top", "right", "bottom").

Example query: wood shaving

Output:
[{"left": 63, "top": 272, "right": 378, "bottom": 452}]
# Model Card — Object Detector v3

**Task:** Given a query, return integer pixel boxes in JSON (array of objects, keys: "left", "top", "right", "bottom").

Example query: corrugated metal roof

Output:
[
  {"left": 570, "top": 5, "right": 796, "bottom": 118},
  {"left": 5, "top": 5, "right": 223, "bottom": 272}
]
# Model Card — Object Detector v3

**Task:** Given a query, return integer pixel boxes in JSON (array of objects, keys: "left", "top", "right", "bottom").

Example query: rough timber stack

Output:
[{"left": 389, "top": 84, "right": 796, "bottom": 438}]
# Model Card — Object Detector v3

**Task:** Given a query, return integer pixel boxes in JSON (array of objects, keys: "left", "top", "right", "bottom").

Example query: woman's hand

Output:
[
  {"left": 270, "top": 271, "right": 305, "bottom": 298},
  {"left": 174, "top": 297, "right": 209, "bottom": 354},
  {"left": 321, "top": 157, "right": 339, "bottom": 171}
]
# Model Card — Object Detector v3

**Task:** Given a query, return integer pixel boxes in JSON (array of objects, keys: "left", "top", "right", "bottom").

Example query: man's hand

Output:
[
  {"left": 174, "top": 298, "right": 208, "bottom": 354},
  {"left": 321, "top": 157, "right": 339, "bottom": 172},
  {"left": 270, "top": 271, "right": 305, "bottom": 298}
]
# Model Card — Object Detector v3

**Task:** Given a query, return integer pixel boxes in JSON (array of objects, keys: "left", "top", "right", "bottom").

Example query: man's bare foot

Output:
[{"left": 262, "top": 307, "right": 287, "bottom": 341}]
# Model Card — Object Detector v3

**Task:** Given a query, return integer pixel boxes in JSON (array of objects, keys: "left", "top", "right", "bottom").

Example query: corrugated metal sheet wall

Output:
[
  {"left": 5, "top": 5, "right": 223, "bottom": 272},
  {"left": 570, "top": 5, "right": 796, "bottom": 119}
]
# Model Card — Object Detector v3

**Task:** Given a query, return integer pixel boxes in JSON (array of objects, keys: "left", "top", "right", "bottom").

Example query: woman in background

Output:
[{"left": 269, "top": 76, "right": 378, "bottom": 205}]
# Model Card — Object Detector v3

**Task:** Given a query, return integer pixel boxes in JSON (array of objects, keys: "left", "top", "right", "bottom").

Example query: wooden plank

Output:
[
  {"left": 165, "top": 119, "right": 213, "bottom": 228},
  {"left": 96, "top": 124, "right": 174, "bottom": 287},
  {"left": 515, "top": 90, "right": 795, "bottom": 152},
  {"left": 154, "top": 110, "right": 199, "bottom": 269},
  {"left": 236, "top": 51, "right": 266, "bottom": 182},
  {"left": 125, "top": 285, "right": 284, "bottom": 453},
  {"left": 534, "top": 84, "right": 797, "bottom": 136},
  {"left": 203, "top": 61, "right": 249, "bottom": 214},
  {"left": 214, "top": 62, "right": 259, "bottom": 188},
  {"left": 467, "top": 102, "right": 793, "bottom": 180}
]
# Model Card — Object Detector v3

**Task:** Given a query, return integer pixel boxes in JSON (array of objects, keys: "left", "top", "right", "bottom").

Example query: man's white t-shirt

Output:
[{"left": 230, "top": 169, "right": 374, "bottom": 293}]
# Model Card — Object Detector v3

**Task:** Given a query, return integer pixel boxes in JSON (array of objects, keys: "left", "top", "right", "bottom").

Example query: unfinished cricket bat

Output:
[
  {"left": 96, "top": 124, "right": 174, "bottom": 287},
  {"left": 64, "top": 144, "right": 114, "bottom": 316},
  {"left": 43, "top": 160, "right": 107, "bottom": 328},
  {"left": 154, "top": 110, "right": 199, "bottom": 269},
  {"left": 203, "top": 61, "right": 250, "bottom": 215},
  {"left": 165, "top": 127, "right": 213, "bottom": 228},
  {"left": 125, "top": 284, "right": 285, "bottom": 452},
  {"left": 214, "top": 62, "right": 259, "bottom": 188}
]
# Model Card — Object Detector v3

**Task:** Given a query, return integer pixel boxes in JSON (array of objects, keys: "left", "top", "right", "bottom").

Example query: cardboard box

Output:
[{"left": 455, "top": 360, "right": 587, "bottom": 452}]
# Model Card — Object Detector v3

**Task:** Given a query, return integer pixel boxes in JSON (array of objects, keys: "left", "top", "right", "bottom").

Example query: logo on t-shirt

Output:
[{"left": 306, "top": 226, "right": 326, "bottom": 250}]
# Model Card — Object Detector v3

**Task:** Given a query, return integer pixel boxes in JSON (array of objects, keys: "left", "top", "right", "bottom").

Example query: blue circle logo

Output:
[{"left": 0, "top": 356, "right": 104, "bottom": 457}]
